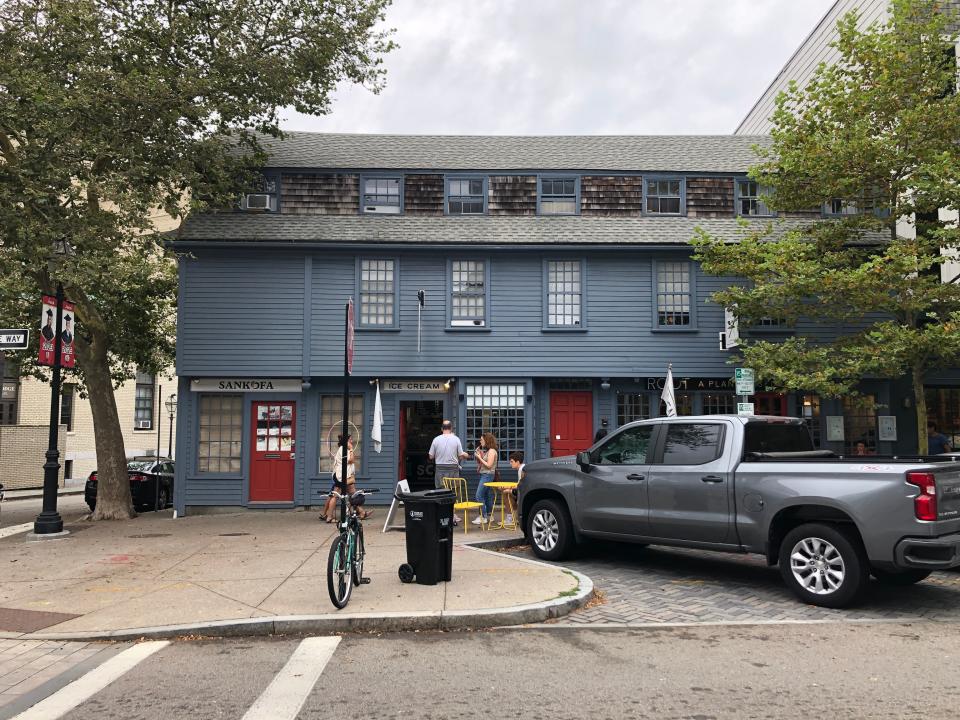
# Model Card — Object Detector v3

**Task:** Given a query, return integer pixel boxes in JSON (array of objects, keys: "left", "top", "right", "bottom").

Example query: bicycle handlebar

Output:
[{"left": 321, "top": 488, "right": 379, "bottom": 499}]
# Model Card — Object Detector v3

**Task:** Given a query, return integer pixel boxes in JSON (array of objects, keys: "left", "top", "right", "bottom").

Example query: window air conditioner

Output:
[
  {"left": 363, "top": 204, "right": 401, "bottom": 214},
  {"left": 137, "top": 420, "right": 152, "bottom": 430},
  {"left": 244, "top": 193, "right": 272, "bottom": 211},
  {"left": 451, "top": 319, "right": 485, "bottom": 327}
]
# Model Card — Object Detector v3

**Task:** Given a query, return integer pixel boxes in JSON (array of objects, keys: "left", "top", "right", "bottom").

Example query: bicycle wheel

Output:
[
  {"left": 327, "top": 533, "right": 353, "bottom": 609},
  {"left": 351, "top": 523, "right": 365, "bottom": 586}
]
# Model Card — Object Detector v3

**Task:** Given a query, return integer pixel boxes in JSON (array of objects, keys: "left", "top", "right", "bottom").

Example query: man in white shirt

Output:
[
  {"left": 428, "top": 420, "right": 468, "bottom": 490},
  {"left": 505, "top": 451, "right": 525, "bottom": 526}
]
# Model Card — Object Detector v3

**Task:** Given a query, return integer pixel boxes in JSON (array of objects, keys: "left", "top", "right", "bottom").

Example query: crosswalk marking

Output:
[
  {"left": 9, "top": 641, "right": 169, "bottom": 720},
  {"left": 241, "top": 637, "right": 341, "bottom": 720}
]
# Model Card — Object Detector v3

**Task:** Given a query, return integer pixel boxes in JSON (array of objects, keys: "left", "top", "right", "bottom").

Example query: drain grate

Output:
[
  {"left": 218, "top": 532, "right": 251, "bottom": 537},
  {"left": 125, "top": 533, "right": 172, "bottom": 539}
]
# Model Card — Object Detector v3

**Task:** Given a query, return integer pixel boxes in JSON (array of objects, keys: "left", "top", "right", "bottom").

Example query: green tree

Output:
[
  {"left": 693, "top": 0, "right": 960, "bottom": 453},
  {"left": 0, "top": 0, "right": 394, "bottom": 518}
]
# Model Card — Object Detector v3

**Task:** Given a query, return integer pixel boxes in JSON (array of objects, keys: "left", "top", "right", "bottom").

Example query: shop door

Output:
[
  {"left": 753, "top": 393, "right": 787, "bottom": 416},
  {"left": 250, "top": 401, "right": 296, "bottom": 502},
  {"left": 550, "top": 391, "right": 593, "bottom": 457},
  {"left": 399, "top": 400, "right": 445, "bottom": 491}
]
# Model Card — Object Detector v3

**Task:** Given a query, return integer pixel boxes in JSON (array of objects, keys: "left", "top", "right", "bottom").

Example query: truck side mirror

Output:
[{"left": 576, "top": 451, "right": 593, "bottom": 472}]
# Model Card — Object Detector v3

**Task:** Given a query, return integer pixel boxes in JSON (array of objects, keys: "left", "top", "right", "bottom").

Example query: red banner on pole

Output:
[
  {"left": 346, "top": 298, "right": 355, "bottom": 375},
  {"left": 38, "top": 295, "right": 75, "bottom": 368}
]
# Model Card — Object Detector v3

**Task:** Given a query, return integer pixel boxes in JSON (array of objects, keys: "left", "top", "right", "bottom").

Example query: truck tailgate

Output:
[{"left": 937, "top": 468, "right": 960, "bottom": 521}]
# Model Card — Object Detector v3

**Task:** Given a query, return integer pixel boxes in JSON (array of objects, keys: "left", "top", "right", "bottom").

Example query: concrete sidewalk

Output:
[
  {"left": 0, "top": 510, "right": 591, "bottom": 640},
  {"left": 2, "top": 483, "right": 85, "bottom": 502}
]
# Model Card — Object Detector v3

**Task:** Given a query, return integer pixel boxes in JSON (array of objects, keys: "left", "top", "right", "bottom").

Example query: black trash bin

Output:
[{"left": 396, "top": 488, "right": 455, "bottom": 585}]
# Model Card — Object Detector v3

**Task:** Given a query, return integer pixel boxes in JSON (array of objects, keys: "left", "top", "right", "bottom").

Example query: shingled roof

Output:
[
  {"left": 177, "top": 213, "right": 813, "bottom": 246},
  {"left": 256, "top": 132, "right": 771, "bottom": 173}
]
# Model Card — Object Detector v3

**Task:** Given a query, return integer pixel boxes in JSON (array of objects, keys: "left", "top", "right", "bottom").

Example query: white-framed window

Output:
[
  {"left": 465, "top": 383, "right": 526, "bottom": 458},
  {"left": 446, "top": 177, "right": 487, "bottom": 215},
  {"left": 197, "top": 395, "right": 242, "bottom": 473},
  {"left": 655, "top": 261, "right": 693, "bottom": 327},
  {"left": 450, "top": 260, "right": 487, "bottom": 327},
  {"left": 736, "top": 180, "right": 774, "bottom": 217},
  {"left": 358, "top": 259, "right": 397, "bottom": 328},
  {"left": 539, "top": 176, "right": 579, "bottom": 215},
  {"left": 617, "top": 393, "right": 650, "bottom": 426},
  {"left": 134, "top": 369, "right": 155, "bottom": 430},
  {"left": 702, "top": 393, "right": 736, "bottom": 414},
  {"left": 319, "top": 395, "right": 364, "bottom": 473},
  {"left": 645, "top": 178, "right": 683, "bottom": 215},
  {"left": 545, "top": 260, "right": 583, "bottom": 328},
  {"left": 361, "top": 175, "right": 402, "bottom": 214}
]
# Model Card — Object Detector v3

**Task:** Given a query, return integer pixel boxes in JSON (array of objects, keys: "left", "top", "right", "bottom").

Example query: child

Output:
[{"left": 505, "top": 451, "right": 525, "bottom": 526}]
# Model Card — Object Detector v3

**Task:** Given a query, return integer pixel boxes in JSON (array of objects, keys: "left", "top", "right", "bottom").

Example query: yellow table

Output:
[{"left": 483, "top": 481, "right": 519, "bottom": 530}]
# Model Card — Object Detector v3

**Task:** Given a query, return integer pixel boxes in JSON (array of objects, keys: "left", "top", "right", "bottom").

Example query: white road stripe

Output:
[
  {"left": 241, "top": 636, "right": 342, "bottom": 720},
  {"left": 0, "top": 522, "right": 34, "bottom": 540},
  {"left": 10, "top": 641, "right": 169, "bottom": 720}
]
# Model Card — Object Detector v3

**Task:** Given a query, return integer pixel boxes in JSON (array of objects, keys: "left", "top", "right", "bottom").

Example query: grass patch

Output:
[{"left": 555, "top": 570, "right": 581, "bottom": 598}]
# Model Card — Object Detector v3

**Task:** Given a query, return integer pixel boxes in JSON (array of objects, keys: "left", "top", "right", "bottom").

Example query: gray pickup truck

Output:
[{"left": 518, "top": 415, "right": 960, "bottom": 607}]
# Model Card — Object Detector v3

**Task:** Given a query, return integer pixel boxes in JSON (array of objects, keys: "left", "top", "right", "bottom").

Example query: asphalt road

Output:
[
  {"left": 0, "top": 495, "right": 90, "bottom": 529},
  {"left": 7, "top": 623, "right": 956, "bottom": 720}
]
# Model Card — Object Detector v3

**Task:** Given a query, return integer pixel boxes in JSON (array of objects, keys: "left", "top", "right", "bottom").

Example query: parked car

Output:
[
  {"left": 518, "top": 415, "right": 960, "bottom": 608},
  {"left": 85, "top": 458, "right": 174, "bottom": 512}
]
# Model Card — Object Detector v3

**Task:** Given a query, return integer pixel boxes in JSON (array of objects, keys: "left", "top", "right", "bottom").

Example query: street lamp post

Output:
[
  {"left": 165, "top": 393, "right": 177, "bottom": 458},
  {"left": 34, "top": 261, "right": 73, "bottom": 535}
]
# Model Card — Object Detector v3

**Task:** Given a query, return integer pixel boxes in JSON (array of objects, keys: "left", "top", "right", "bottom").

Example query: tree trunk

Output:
[
  {"left": 74, "top": 327, "right": 135, "bottom": 520},
  {"left": 913, "top": 364, "right": 928, "bottom": 455}
]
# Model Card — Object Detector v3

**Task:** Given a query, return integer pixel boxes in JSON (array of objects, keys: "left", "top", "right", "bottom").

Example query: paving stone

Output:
[{"left": 513, "top": 542, "right": 960, "bottom": 626}]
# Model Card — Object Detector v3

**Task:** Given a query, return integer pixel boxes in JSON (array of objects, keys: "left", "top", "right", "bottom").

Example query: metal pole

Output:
[
  {"left": 168, "top": 406, "right": 174, "bottom": 458},
  {"left": 155, "top": 383, "right": 162, "bottom": 512},
  {"left": 341, "top": 301, "right": 350, "bottom": 505},
  {"left": 34, "top": 283, "right": 65, "bottom": 534}
]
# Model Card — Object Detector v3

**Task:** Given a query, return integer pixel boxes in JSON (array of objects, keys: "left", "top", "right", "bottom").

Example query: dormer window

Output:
[
  {"left": 446, "top": 177, "right": 487, "bottom": 215},
  {"left": 361, "top": 175, "right": 402, "bottom": 214}
]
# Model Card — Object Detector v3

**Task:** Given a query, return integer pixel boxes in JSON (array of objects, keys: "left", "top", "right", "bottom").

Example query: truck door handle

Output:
[
  {"left": 701, "top": 475, "right": 724, "bottom": 483},
  {"left": 626, "top": 474, "right": 645, "bottom": 481}
]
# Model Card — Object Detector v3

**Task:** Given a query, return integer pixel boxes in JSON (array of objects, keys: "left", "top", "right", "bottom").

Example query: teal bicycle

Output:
[{"left": 325, "top": 487, "right": 378, "bottom": 608}]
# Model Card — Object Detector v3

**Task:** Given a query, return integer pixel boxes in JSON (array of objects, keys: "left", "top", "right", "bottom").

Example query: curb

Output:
[
  {"left": 12, "top": 541, "right": 593, "bottom": 642},
  {"left": 2, "top": 489, "right": 85, "bottom": 503}
]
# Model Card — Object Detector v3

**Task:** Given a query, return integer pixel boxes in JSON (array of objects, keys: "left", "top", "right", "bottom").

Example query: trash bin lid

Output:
[{"left": 396, "top": 488, "right": 455, "bottom": 503}]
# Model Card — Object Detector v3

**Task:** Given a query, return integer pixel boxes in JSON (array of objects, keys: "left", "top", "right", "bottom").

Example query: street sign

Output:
[
  {"left": 734, "top": 367, "right": 755, "bottom": 395},
  {"left": 737, "top": 402, "right": 755, "bottom": 416},
  {"left": 0, "top": 329, "right": 29, "bottom": 350},
  {"left": 346, "top": 298, "right": 355, "bottom": 375}
]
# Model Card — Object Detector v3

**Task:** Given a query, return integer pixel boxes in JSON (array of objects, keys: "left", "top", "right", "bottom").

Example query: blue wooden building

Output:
[{"left": 171, "top": 133, "right": 952, "bottom": 514}]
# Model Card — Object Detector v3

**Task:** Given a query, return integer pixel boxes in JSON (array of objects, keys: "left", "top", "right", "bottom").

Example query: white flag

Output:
[
  {"left": 371, "top": 381, "right": 384, "bottom": 453},
  {"left": 661, "top": 365, "right": 677, "bottom": 418}
]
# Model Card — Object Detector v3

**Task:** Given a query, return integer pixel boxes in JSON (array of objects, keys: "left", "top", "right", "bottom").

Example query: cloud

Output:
[{"left": 280, "top": 0, "right": 834, "bottom": 135}]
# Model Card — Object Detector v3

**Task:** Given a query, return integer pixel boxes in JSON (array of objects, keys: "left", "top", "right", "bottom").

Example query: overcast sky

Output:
[{"left": 280, "top": 0, "right": 835, "bottom": 136}]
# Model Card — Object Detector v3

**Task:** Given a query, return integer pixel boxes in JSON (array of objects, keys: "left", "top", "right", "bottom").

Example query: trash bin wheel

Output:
[{"left": 398, "top": 563, "right": 415, "bottom": 583}]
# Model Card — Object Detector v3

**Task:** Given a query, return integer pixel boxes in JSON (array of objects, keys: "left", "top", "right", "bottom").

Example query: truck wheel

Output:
[
  {"left": 778, "top": 523, "right": 869, "bottom": 608},
  {"left": 872, "top": 568, "right": 932, "bottom": 586},
  {"left": 526, "top": 498, "right": 574, "bottom": 561}
]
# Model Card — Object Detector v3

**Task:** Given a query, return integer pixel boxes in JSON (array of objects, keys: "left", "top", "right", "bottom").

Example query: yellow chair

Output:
[{"left": 442, "top": 477, "right": 484, "bottom": 534}]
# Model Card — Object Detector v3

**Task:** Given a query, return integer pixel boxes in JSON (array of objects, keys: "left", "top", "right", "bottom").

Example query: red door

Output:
[
  {"left": 550, "top": 391, "right": 594, "bottom": 457},
  {"left": 250, "top": 402, "right": 296, "bottom": 502},
  {"left": 753, "top": 393, "right": 787, "bottom": 416}
]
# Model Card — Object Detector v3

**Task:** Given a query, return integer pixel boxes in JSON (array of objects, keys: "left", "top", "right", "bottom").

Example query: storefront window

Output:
[
  {"left": 198, "top": 395, "right": 242, "bottom": 473},
  {"left": 320, "top": 395, "right": 363, "bottom": 473},
  {"left": 801, "top": 394, "right": 821, "bottom": 448},
  {"left": 702, "top": 393, "right": 736, "bottom": 415},
  {"left": 925, "top": 387, "right": 960, "bottom": 449},
  {"left": 843, "top": 395, "right": 877, "bottom": 454},
  {"left": 617, "top": 392, "right": 650, "bottom": 426},
  {"left": 465, "top": 384, "right": 525, "bottom": 458}
]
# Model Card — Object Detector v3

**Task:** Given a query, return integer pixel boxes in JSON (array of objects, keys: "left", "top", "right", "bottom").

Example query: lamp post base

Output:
[
  {"left": 33, "top": 510, "right": 64, "bottom": 535},
  {"left": 26, "top": 529, "right": 71, "bottom": 542}
]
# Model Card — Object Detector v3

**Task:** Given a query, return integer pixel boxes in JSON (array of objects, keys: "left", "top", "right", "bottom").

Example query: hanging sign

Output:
[
  {"left": 0, "top": 329, "right": 29, "bottom": 350},
  {"left": 190, "top": 378, "right": 303, "bottom": 392},
  {"left": 38, "top": 295, "right": 75, "bottom": 368},
  {"left": 381, "top": 380, "right": 449, "bottom": 393}
]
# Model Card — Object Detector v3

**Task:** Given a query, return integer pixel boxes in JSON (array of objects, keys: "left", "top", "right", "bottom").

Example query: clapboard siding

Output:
[
  {"left": 281, "top": 173, "right": 359, "bottom": 215},
  {"left": 184, "top": 478, "right": 244, "bottom": 505},
  {"left": 179, "top": 253, "right": 304, "bottom": 375},
  {"left": 488, "top": 175, "right": 536, "bottom": 215},
  {"left": 687, "top": 177, "right": 734, "bottom": 218},
  {"left": 580, "top": 176, "right": 643, "bottom": 216},
  {"left": 404, "top": 174, "right": 444, "bottom": 215}
]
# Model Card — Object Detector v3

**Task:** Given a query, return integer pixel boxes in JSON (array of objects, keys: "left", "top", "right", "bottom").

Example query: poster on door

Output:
[{"left": 38, "top": 295, "right": 76, "bottom": 368}]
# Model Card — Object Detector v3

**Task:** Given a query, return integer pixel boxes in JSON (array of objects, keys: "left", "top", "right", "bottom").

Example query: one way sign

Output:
[{"left": 0, "top": 329, "right": 30, "bottom": 350}]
